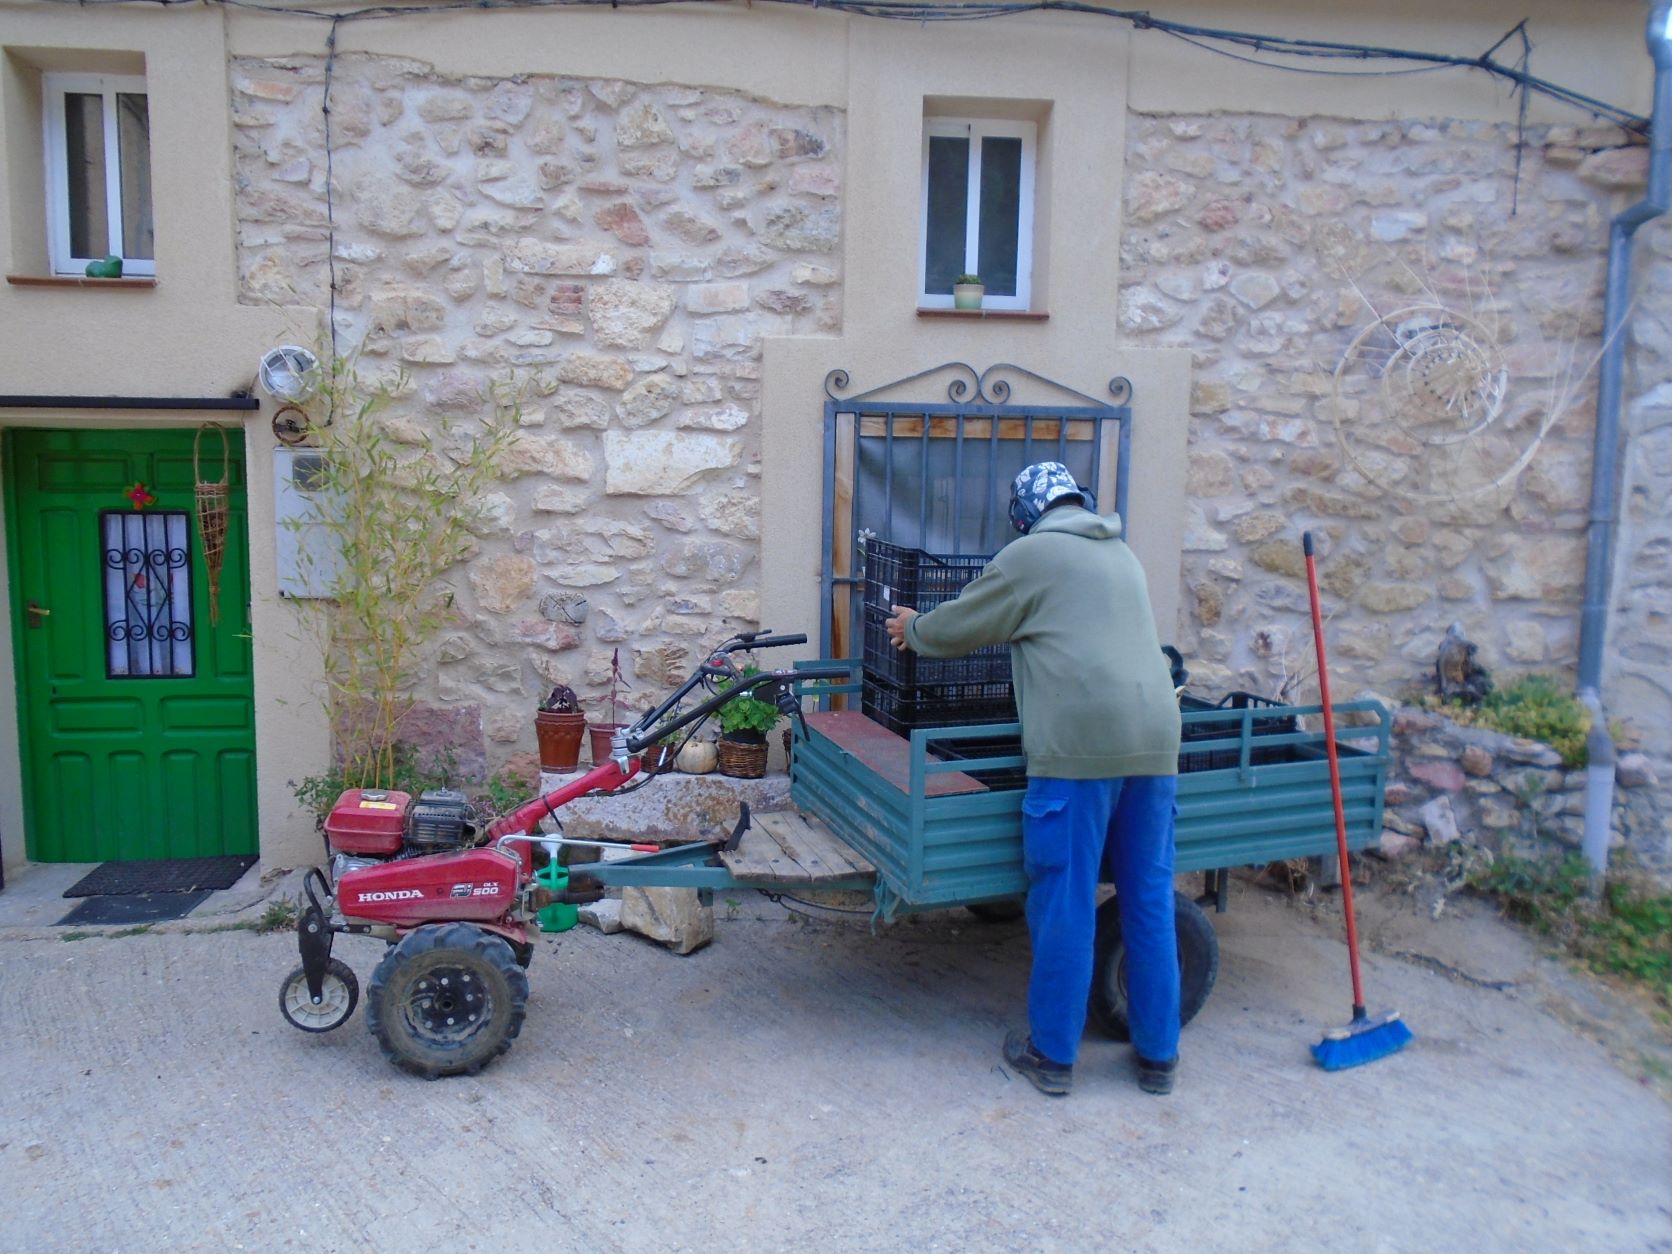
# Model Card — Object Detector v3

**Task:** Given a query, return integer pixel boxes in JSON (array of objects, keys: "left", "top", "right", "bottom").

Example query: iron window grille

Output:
[
  {"left": 820, "top": 362, "right": 1131, "bottom": 662},
  {"left": 102, "top": 510, "right": 194, "bottom": 678}
]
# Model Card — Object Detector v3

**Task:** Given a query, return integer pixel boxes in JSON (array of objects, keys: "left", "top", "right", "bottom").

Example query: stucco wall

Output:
[{"left": 0, "top": 0, "right": 1663, "bottom": 874}]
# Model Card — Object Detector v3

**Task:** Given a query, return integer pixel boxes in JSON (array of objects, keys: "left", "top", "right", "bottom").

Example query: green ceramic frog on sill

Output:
[{"left": 84, "top": 255, "right": 124, "bottom": 279}]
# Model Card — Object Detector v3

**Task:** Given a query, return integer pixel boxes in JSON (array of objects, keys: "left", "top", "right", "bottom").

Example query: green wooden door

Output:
[{"left": 6, "top": 428, "right": 257, "bottom": 862}]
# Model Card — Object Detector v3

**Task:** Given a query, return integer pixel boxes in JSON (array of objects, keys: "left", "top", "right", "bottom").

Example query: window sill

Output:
[
  {"left": 7, "top": 275, "right": 157, "bottom": 289},
  {"left": 916, "top": 307, "right": 1048, "bottom": 322}
]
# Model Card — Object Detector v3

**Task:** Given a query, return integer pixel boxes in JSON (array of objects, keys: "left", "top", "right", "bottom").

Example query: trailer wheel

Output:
[
  {"left": 279, "top": 958, "right": 359, "bottom": 1033},
  {"left": 1088, "top": 891, "right": 1218, "bottom": 1042},
  {"left": 367, "top": 923, "right": 529, "bottom": 1078}
]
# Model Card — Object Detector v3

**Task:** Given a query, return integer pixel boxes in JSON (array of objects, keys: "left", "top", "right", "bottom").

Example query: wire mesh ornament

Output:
[
  {"left": 194, "top": 423, "right": 231, "bottom": 626},
  {"left": 1329, "top": 303, "right": 1554, "bottom": 505}
]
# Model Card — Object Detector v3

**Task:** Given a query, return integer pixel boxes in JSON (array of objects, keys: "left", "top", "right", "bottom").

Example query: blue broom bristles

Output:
[{"left": 1311, "top": 1012, "right": 1414, "bottom": 1071}]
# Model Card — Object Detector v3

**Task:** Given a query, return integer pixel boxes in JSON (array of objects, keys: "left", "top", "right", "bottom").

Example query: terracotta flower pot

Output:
[
  {"left": 535, "top": 710, "right": 586, "bottom": 772},
  {"left": 589, "top": 723, "right": 627, "bottom": 765}
]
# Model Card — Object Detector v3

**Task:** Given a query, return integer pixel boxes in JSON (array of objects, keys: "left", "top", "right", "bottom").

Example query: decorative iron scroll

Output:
[
  {"left": 824, "top": 362, "right": 1131, "bottom": 409},
  {"left": 102, "top": 510, "right": 195, "bottom": 678}
]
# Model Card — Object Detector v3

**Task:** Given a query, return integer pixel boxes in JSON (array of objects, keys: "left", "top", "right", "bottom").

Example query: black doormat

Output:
[
  {"left": 57, "top": 890, "right": 213, "bottom": 927},
  {"left": 62, "top": 854, "right": 259, "bottom": 898}
]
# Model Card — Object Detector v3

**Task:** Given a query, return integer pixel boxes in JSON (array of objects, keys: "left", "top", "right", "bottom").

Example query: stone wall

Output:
[
  {"left": 1117, "top": 109, "right": 1669, "bottom": 866},
  {"left": 232, "top": 55, "right": 843, "bottom": 764},
  {"left": 1376, "top": 705, "right": 1663, "bottom": 872}
]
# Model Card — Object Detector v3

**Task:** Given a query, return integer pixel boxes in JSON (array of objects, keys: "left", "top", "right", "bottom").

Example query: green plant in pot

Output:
[
  {"left": 715, "top": 666, "right": 782, "bottom": 778},
  {"left": 536, "top": 684, "right": 586, "bottom": 773},
  {"left": 953, "top": 273, "right": 984, "bottom": 311}
]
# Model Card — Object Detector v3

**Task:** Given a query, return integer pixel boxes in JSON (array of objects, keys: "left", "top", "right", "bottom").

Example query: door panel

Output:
[{"left": 7, "top": 427, "right": 256, "bottom": 862}]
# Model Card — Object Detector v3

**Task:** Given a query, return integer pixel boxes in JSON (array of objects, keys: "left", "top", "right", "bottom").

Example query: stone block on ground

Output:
[
  {"left": 579, "top": 897, "right": 624, "bottom": 934},
  {"left": 619, "top": 886, "right": 713, "bottom": 954}
]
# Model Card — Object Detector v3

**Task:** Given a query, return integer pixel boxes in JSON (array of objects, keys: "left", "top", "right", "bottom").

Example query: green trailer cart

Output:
[{"left": 579, "top": 660, "right": 1389, "bottom": 1039}]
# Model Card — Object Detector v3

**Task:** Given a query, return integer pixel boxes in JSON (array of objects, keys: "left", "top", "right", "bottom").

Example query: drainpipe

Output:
[{"left": 1576, "top": 3, "right": 1672, "bottom": 878}]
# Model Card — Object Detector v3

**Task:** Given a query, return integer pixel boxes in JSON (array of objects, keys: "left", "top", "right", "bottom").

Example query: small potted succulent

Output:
[
  {"left": 953, "top": 273, "right": 984, "bottom": 311},
  {"left": 535, "top": 683, "right": 585, "bottom": 773},
  {"left": 715, "top": 665, "right": 783, "bottom": 778}
]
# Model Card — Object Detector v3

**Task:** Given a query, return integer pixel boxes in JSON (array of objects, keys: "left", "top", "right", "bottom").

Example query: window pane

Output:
[
  {"left": 117, "top": 93, "right": 154, "bottom": 261},
  {"left": 977, "top": 136, "right": 1022, "bottom": 298},
  {"left": 924, "top": 136, "right": 970, "bottom": 295},
  {"left": 65, "top": 92, "right": 108, "bottom": 260}
]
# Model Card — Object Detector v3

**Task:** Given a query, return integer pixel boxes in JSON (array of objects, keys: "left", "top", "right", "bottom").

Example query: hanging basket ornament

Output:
[{"left": 194, "top": 424, "right": 231, "bottom": 626}]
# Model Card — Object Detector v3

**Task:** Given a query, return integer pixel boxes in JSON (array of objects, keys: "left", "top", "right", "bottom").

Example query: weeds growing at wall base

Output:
[{"left": 1470, "top": 851, "right": 1672, "bottom": 1013}]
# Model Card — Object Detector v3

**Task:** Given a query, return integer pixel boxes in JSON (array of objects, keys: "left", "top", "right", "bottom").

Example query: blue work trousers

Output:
[{"left": 1021, "top": 774, "right": 1180, "bottom": 1067}]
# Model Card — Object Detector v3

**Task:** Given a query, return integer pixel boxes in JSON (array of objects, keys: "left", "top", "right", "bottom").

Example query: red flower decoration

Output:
[{"left": 126, "top": 482, "right": 156, "bottom": 509}]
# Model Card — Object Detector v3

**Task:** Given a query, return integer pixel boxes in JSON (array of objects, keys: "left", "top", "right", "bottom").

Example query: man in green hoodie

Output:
[{"left": 885, "top": 461, "right": 1182, "bottom": 1096}]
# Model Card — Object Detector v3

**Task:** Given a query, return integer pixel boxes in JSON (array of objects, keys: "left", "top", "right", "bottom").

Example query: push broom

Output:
[{"left": 1303, "top": 531, "right": 1415, "bottom": 1071}]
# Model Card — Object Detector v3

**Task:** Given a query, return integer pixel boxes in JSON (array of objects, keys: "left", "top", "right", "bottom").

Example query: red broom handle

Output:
[{"left": 1304, "top": 531, "right": 1365, "bottom": 1015}]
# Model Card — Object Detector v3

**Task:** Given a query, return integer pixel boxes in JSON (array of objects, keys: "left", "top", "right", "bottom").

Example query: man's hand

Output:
[{"left": 885, "top": 605, "right": 918, "bottom": 652}]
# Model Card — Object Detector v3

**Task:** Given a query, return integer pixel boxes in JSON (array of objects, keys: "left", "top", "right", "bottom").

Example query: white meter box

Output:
[{"left": 273, "top": 448, "right": 343, "bottom": 598}]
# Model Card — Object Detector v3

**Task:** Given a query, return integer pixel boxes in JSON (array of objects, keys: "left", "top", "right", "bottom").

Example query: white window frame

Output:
[
  {"left": 919, "top": 118, "right": 1035, "bottom": 312},
  {"left": 43, "top": 72, "right": 155, "bottom": 277}
]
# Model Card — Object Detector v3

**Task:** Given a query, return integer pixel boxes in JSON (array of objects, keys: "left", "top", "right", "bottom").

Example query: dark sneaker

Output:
[
  {"left": 1003, "top": 1030, "right": 1072, "bottom": 1097},
  {"left": 1136, "top": 1054, "right": 1177, "bottom": 1095}
]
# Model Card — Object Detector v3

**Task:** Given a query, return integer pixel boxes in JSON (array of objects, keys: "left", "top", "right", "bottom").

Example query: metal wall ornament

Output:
[{"left": 823, "top": 361, "right": 1132, "bottom": 409}]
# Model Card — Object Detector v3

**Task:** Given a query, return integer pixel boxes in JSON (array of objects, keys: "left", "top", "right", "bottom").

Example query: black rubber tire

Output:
[
  {"left": 965, "top": 899, "right": 1026, "bottom": 924},
  {"left": 510, "top": 940, "right": 535, "bottom": 969},
  {"left": 1087, "top": 891, "right": 1219, "bottom": 1042},
  {"left": 366, "top": 923, "right": 529, "bottom": 1078},
  {"left": 279, "top": 958, "right": 359, "bottom": 1033}
]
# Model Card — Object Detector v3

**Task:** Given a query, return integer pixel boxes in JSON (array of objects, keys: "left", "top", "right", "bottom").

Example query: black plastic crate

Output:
[
  {"left": 861, "top": 541, "right": 1011, "bottom": 689},
  {"left": 931, "top": 731, "right": 1298, "bottom": 783},
  {"left": 932, "top": 733, "right": 1028, "bottom": 791},
  {"left": 1179, "top": 690, "right": 1298, "bottom": 742},
  {"left": 861, "top": 674, "right": 1017, "bottom": 738},
  {"left": 1178, "top": 742, "right": 1294, "bottom": 774}
]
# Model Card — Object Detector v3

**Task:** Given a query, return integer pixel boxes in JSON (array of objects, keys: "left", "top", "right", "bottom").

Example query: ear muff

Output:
[{"left": 1009, "top": 490, "right": 1036, "bottom": 534}]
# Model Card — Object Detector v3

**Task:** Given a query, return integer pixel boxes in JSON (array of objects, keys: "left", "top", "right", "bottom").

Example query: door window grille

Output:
[{"left": 102, "top": 511, "right": 194, "bottom": 678}]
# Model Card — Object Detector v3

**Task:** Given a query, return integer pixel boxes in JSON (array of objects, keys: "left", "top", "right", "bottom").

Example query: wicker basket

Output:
[{"left": 717, "top": 736, "right": 768, "bottom": 779}]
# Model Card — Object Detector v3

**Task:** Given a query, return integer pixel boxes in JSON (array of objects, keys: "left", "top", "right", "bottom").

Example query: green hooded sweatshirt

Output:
[{"left": 902, "top": 506, "right": 1181, "bottom": 779}]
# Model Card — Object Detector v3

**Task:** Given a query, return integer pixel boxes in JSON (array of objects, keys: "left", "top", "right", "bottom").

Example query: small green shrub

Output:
[
  {"left": 256, "top": 899, "right": 299, "bottom": 934},
  {"left": 954, "top": 273, "right": 982, "bottom": 286},
  {"left": 1445, "top": 673, "right": 1591, "bottom": 767},
  {"left": 1470, "top": 851, "right": 1672, "bottom": 1010}
]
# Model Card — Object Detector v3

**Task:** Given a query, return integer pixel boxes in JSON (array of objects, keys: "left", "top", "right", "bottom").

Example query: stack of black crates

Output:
[
  {"left": 859, "top": 538, "right": 1301, "bottom": 786},
  {"left": 860, "top": 539, "right": 1015, "bottom": 736}
]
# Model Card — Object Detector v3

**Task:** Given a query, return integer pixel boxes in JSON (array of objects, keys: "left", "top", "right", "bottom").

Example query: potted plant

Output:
[
  {"left": 588, "top": 648, "right": 631, "bottom": 765},
  {"left": 953, "top": 273, "right": 984, "bottom": 311},
  {"left": 715, "top": 665, "right": 783, "bottom": 778},
  {"left": 535, "top": 684, "right": 586, "bottom": 773}
]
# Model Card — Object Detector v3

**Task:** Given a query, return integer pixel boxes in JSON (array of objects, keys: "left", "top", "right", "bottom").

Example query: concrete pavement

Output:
[{"left": 1, "top": 859, "right": 1668, "bottom": 1251}]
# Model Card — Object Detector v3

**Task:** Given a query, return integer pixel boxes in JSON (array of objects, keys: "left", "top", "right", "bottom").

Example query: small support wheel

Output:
[
  {"left": 366, "top": 923, "right": 529, "bottom": 1079},
  {"left": 1088, "top": 891, "right": 1219, "bottom": 1042},
  {"left": 279, "top": 958, "right": 359, "bottom": 1033}
]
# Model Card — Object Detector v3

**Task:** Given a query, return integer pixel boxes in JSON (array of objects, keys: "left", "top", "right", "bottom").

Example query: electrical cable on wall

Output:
[{"left": 28, "top": 0, "right": 1653, "bottom": 133}]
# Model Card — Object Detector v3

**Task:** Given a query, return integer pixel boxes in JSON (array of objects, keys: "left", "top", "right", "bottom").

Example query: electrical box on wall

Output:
[{"left": 273, "top": 448, "right": 342, "bottom": 598}]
